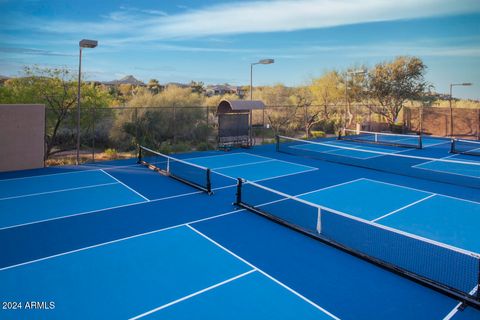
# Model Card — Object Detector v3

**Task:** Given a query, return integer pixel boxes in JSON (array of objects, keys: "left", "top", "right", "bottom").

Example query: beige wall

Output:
[{"left": 0, "top": 104, "right": 45, "bottom": 172}]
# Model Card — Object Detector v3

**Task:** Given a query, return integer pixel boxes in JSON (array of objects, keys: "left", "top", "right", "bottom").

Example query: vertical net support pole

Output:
[
  {"left": 235, "top": 178, "right": 243, "bottom": 205},
  {"left": 418, "top": 134, "right": 423, "bottom": 149},
  {"left": 275, "top": 135, "right": 280, "bottom": 152},
  {"left": 206, "top": 169, "right": 212, "bottom": 195},
  {"left": 450, "top": 139, "right": 456, "bottom": 154},
  {"left": 476, "top": 262, "right": 480, "bottom": 299}
]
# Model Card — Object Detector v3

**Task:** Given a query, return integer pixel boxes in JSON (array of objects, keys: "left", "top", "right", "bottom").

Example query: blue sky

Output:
[{"left": 1, "top": 0, "right": 479, "bottom": 99}]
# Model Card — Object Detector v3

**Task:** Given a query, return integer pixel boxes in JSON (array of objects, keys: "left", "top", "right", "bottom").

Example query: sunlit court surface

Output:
[{"left": 1, "top": 133, "right": 480, "bottom": 320}]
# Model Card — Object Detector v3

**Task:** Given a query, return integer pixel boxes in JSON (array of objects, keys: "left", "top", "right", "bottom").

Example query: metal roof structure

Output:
[{"left": 217, "top": 100, "right": 265, "bottom": 114}]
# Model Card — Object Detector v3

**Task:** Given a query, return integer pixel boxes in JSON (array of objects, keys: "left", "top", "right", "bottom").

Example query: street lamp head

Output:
[
  {"left": 462, "top": 83, "right": 472, "bottom": 86},
  {"left": 79, "top": 39, "right": 98, "bottom": 48},
  {"left": 258, "top": 59, "right": 274, "bottom": 64}
]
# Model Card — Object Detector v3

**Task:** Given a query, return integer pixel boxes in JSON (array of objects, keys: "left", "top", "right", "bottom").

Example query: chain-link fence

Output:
[
  {"left": 404, "top": 106, "right": 480, "bottom": 139},
  {"left": 44, "top": 104, "right": 480, "bottom": 166}
]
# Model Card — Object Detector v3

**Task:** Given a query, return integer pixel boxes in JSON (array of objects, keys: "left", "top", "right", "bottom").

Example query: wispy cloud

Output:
[
  {"left": 0, "top": 47, "right": 74, "bottom": 56},
  {"left": 13, "top": 0, "right": 480, "bottom": 42}
]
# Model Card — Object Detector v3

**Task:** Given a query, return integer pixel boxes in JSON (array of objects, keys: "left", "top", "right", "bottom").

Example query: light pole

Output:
[
  {"left": 344, "top": 69, "right": 366, "bottom": 131},
  {"left": 250, "top": 59, "right": 274, "bottom": 100},
  {"left": 449, "top": 82, "right": 472, "bottom": 137},
  {"left": 76, "top": 39, "right": 98, "bottom": 165},
  {"left": 250, "top": 59, "right": 274, "bottom": 143}
]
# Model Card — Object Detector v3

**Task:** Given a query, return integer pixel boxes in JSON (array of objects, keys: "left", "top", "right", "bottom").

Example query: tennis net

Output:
[
  {"left": 138, "top": 146, "right": 212, "bottom": 194},
  {"left": 451, "top": 139, "right": 480, "bottom": 157},
  {"left": 339, "top": 129, "right": 422, "bottom": 149},
  {"left": 235, "top": 179, "right": 480, "bottom": 307},
  {"left": 276, "top": 135, "right": 480, "bottom": 189}
]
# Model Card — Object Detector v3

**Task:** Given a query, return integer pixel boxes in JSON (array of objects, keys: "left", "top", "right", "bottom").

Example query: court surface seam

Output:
[{"left": 129, "top": 269, "right": 256, "bottom": 319}]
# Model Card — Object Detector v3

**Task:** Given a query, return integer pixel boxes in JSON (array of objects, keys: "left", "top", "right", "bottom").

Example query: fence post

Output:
[
  {"left": 173, "top": 104, "right": 177, "bottom": 144},
  {"left": 206, "top": 106, "right": 209, "bottom": 146},
  {"left": 91, "top": 107, "right": 96, "bottom": 162},
  {"left": 477, "top": 108, "right": 480, "bottom": 140},
  {"left": 134, "top": 107, "right": 139, "bottom": 146}
]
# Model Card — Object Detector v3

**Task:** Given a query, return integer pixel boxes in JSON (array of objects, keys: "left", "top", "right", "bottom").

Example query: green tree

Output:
[
  {"left": 147, "top": 79, "right": 162, "bottom": 95},
  {"left": 366, "top": 56, "right": 429, "bottom": 127},
  {"left": 189, "top": 81, "right": 205, "bottom": 94},
  {"left": 0, "top": 66, "right": 112, "bottom": 157},
  {"left": 110, "top": 86, "right": 208, "bottom": 151},
  {"left": 309, "top": 71, "right": 345, "bottom": 134},
  {"left": 254, "top": 84, "right": 298, "bottom": 135}
]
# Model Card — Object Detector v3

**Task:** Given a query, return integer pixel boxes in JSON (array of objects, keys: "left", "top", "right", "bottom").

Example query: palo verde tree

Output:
[
  {"left": 366, "top": 56, "right": 429, "bottom": 128},
  {"left": 0, "top": 65, "right": 112, "bottom": 158}
]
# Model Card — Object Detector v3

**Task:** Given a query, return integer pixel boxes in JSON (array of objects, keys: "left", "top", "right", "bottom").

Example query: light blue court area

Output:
[
  {"left": 291, "top": 141, "right": 399, "bottom": 160},
  {"left": 215, "top": 159, "right": 317, "bottom": 182},
  {"left": 0, "top": 226, "right": 334, "bottom": 320},
  {"left": 0, "top": 171, "right": 147, "bottom": 229},
  {"left": 299, "top": 179, "right": 432, "bottom": 221},
  {"left": 422, "top": 137, "right": 451, "bottom": 148},
  {"left": 377, "top": 195, "right": 480, "bottom": 254},
  {"left": 144, "top": 271, "right": 335, "bottom": 320},
  {"left": 413, "top": 155, "right": 480, "bottom": 179},
  {"left": 0, "top": 170, "right": 115, "bottom": 199},
  {"left": 183, "top": 152, "right": 317, "bottom": 181},
  {"left": 185, "top": 152, "right": 271, "bottom": 169}
]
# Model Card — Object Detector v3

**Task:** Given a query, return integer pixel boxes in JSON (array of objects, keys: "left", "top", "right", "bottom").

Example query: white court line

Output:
[
  {"left": 182, "top": 152, "right": 271, "bottom": 162},
  {"left": 372, "top": 194, "right": 437, "bottom": 222},
  {"left": 413, "top": 164, "right": 480, "bottom": 179},
  {"left": 100, "top": 169, "right": 150, "bottom": 201},
  {"left": 129, "top": 269, "right": 256, "bottom": 319},
  {"left": 0, "top": 182, "right": 119, "bottom": 201},
  {"left": 294, "top": 178, "right": 366, "bottom": 197},
  {"left": 213, "top": 159, "right": 276, "bottom": 170},
  {"left": 0, "top": 180, "right": 237, "bottom": 232},
  {"left": 252, "top": 168, "right": 319, "bottom": 183},
  {"left": 411, "top": 153, "right": 458, "bottom": 168},
  {"left": 0, "top": 190, "right": 200, "bottom": 231},
  {"left": 290, "top": 142, "right": 407, "bottom": 160},
  {"left": 242, "top": 180, "right": 480, "bottom": 257},
  {"left": 0, "top": 208, "right": 249, "bottom": 272},
  {"left": 422, "top": 140, "right": 451, "bottom": 148},
  {"left": 0, "top": 161, "right": 144, "bottom": 182},
  {"left": 186, "top": 224, "right": 340, "bottom": 320},
  {"left": 361, "top": 178, "right": 480, "bottom": 205},
  {"left": 0, "top": 168, "right": 104, "bottom": 182}
]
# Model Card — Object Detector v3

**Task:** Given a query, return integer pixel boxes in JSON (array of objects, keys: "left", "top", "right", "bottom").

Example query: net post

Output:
[
  {"left": 137, "top": 146, "right": 142, "bottom": 164},
  {"left": 275, "top": 135, "right": 280, "bottom": 152},
  {"left": 337, "top": 129, "right": 342, "bottom": 140},
  {"left": 235, "top": 178, "right": 243, "bottom": 205},
  {"left": 206, "top": 169, "right": 212, "bottom": 195},
  {"left": 450, "top": 139, "right": 456, "bottom": 154},
  {"left": 418, "top": 134, "right": 423, "bottom": 149}
]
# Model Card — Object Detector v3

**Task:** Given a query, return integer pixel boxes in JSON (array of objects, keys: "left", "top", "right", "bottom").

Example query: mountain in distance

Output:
[{"left": 103, "top": 75, "right": 145, "bottom": 86}]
